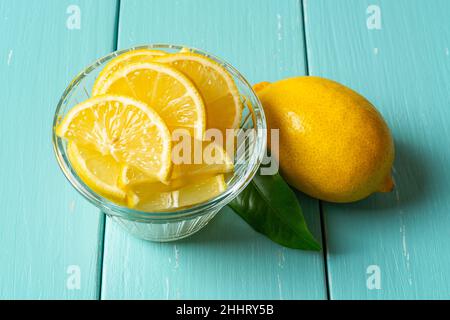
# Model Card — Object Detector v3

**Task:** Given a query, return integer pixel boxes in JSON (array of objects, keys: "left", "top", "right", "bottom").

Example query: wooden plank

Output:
[
  {"left": 0, "top": 0, "right": 118, "bottom": 299},
  {"left": 304, "top": 0, "right": 450, "bottom": 299},
  {"left": 101, "top": 0, "right": 326, "bottom": 299}
]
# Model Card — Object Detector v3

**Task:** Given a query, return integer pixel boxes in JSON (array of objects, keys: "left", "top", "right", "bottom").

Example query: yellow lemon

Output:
[{"left": 255, "top": 76, "right": 394, "bottom": 203}]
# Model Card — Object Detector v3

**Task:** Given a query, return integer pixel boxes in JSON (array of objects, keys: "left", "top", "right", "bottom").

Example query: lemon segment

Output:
[
  {"left": 93, "top": 62, "right": 206, "bottom": 140},
  {"left": 171, "top": 140, "right": 234, "bottom": 180},
  {"left": 56, "top": 95, "right": 172, "bottom": 183},
  {"left": 67, "top": 142, "right": 126, "bottom": 202},
  {"left": 118, "top": 165, "right": 194, "bottom": 189},
  {"left": 125, "top": 179, "right": 187, "bottom": 208},
  {"left": 176, "top": 174, "right": 227, "bottom": 208},
  {"left": 118, "top": 165, "right": 153, "bottom": 187},
  {"left": 128, "top": 174, "right": 227, "bottom": 211},
  {"left": 118, "top": 141, "right": 234, "bottom": 187},
  {"left": 155, "top": 52, "right": 243, "bottom": 135},
  {"left": 92, "top": 49, "right": 166, "bottom": 96}
]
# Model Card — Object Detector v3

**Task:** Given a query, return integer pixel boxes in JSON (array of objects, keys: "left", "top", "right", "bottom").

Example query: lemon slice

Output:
[
  {"left": 56, "top": 95, "right": 172, "bottom": 183},
  {"left": 118, "top": 165, "right": 151, "bottom": 187},
  {"left": 67, "top": 142, "right": 126, "bottom": 202},
  {"left": 128, "top": 175, "right": 227, "bottom": 211},
  {"left": 93, "top": 62, "right": 205, "bottom": 140},
  {"left": 118, "top": 164, "right": 191, "bottom": 188},
  {"left": 118, "top": 141, "right": 234, "bottom": 187},
  {"left": 125, "top": 177, "right": 190, "bottom": 207},
  {"left": 92, "top": 49, "right": 166, "bottom": 96},
  {"left": 155, "top": 52, "right": 243, "bottom": 134},
  {"left": 171, "top": 140, "right": 234, "bottom": 180}
]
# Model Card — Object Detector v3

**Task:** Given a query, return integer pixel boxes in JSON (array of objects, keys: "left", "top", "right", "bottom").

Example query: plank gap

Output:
[
  {"left": 98, "top": 0, "right": 122, "bottom": 301},
  {"left": 319, "top": 201, "right": 331, "bottom": 300},
  {"left": 301, "top": 0, "right": 331, "bottom": 300},
  {"left": 300, "top": 0, "right": 310, "bottom": 75}
]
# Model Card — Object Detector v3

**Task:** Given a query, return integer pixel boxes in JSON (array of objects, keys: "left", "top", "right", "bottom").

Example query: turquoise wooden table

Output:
[{"left": 1, "top": 0, "right": 449, "bottom": 300}]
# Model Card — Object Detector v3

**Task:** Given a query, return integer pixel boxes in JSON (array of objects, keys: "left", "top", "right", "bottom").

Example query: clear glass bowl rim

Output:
[{"left": 52, "top": 44, "right": 267, "bottom": 222}]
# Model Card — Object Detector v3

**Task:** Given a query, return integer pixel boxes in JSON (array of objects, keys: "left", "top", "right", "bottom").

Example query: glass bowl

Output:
[{"left": 52, "top": 44, "right": 266, "bottom": 241}]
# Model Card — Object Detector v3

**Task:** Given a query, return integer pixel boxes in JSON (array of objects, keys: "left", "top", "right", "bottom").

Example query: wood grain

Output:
[
  {"left": 0, "top": 0, "right": 117, "bottom": 299},
  {"left": 304, "top": 0, "right": 450, "bottom": 299},
  {"left": 4, "top": 0, "right": 447, "bottom": 300},
  {"left": 100, "top": 0, "right": 326, "bottom": 300}
]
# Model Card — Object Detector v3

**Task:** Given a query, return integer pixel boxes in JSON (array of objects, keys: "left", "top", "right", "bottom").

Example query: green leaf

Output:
[{"left": 229, "top": 172, "right": 321, "bottom": 251}]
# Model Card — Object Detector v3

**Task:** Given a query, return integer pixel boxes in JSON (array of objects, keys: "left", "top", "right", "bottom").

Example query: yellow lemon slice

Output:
[
  {"left": 93, "top": 62, "right": 205, "bottom": 140},
  {"left": 171, "top": 140, "right": 234, "bottom": 180},
  {"left": 128, "top": 175, "right": 227, "bottom": 212},
  {"left": 155, "top": 52, "right": 243, "bottom": 134},
  {"left": 124, "top": 177, "right": 190, "bottom": 208},
  {"left": 118, "top": 164, "right": 152, "bottom": 187},
  {"left": 56, "top": 95, "right": 172, "bottom": 183},
  {"left": 118, "top": 141, "right": 234, "bottom": 187},
  {"left": 67, "top": 142, "right": 126, "bottom": 202},
  {"left": 92, "top": 49, "right": 166, "bottom": 96}
]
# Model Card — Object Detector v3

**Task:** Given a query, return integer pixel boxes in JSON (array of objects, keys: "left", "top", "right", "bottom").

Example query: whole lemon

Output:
[{"left": 255, "top": 77, "right": 394, "bottom": 203}]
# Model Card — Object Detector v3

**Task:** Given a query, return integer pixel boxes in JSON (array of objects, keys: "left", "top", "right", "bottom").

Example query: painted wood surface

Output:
[
  {"left": 304, "top": 0, "right": 450, "bottom": 299},
  {"left": 2, "top": 0, "right": 450, "bottom": 300},
  {"left": 0, "top": 0, "right": 117, "bottom": 299},
  {"left": 100, "top": 0, "right": 326, "bottom": 300}
]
